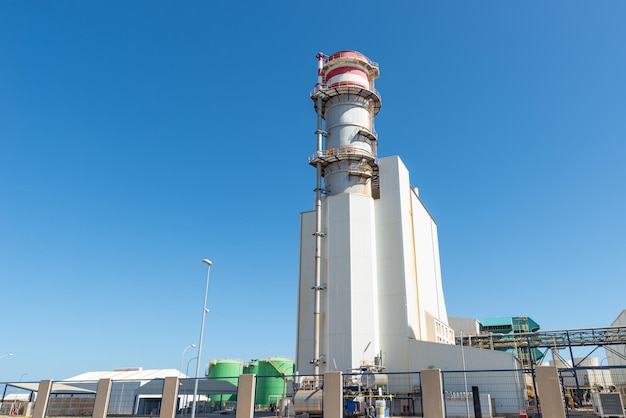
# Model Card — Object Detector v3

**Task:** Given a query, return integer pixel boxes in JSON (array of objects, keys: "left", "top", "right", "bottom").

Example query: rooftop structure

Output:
[
  {"left": 481, "top": 316, "right": 541, "bottom": 334},
  {"left": 481, "top": 316, "right": 543, "bottom": 366}
]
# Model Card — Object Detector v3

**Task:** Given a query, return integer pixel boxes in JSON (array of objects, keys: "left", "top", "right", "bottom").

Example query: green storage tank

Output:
[
  {"left": 255, "top": 357, "right": 295, "bottom": 407},
  {"left": 243, "top": 360, "right": 258, "bottom": 375},
  {"left": 207, "top": 359, "right": 243, "bottom": 405}
]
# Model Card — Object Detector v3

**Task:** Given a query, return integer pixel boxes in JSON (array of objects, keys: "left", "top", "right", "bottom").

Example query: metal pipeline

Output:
[{"left": 313, "top": 52, "right": 325, "bottom": 378}]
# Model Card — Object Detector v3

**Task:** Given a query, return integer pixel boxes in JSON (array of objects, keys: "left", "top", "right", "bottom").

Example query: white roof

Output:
[
  {"left": 9, "top": 382, "right": 96, "bottom": 394},
  {"left": 64, "top": 368, "right": 183, "bottom": 382}
]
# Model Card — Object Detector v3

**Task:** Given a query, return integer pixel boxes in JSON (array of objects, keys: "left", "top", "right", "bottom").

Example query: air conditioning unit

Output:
[{"left": 592, "top": 392, "right": 625, "bottom": 418}]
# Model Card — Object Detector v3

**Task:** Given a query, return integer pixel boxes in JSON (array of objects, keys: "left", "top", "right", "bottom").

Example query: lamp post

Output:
[
  {"left": 180, "top": 344, "right": 196, "bottom": 378},
  {"left": 191, "top": 259, "right": 212, "bottom": 418},
  {"left": 0, "top": 354, "right": 13, "bottom": 360},
  {"left": 186, "top": 357, "right": 198, "bottom": 379}
]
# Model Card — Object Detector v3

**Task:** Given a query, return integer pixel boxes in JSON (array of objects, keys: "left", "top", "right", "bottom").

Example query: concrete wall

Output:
[
  {"left": 375, "top": 156, "right": 413, "bottom": 376},
  {"left": 448, "top": 316, "right": 482, "bottom": 336},
  {"left": 375, "top": 156, "right": 453, "bottom": 375},
  {"left": 324, "top": 193, "right": 378, "bottom": 372}
]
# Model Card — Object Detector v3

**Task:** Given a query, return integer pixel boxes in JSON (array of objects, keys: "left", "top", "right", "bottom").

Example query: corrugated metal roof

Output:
[
  {"left": 481, "top": 317, "right": 514, "bottom": 327},
  {"left": 61, "top": 368, "right": 238, "bottom": 395},
  {"left": 8, "top": 382, "right": 96, "bottom": 394},
  {"left": 135, "top": 379, "right": 238, "bottom": 395},
  {"left": 64, "top": 368, "right": 182, "bottom": 382}
]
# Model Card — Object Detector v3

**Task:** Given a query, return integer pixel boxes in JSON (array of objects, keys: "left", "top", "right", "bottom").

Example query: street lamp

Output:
[
  {"left": 180, "top": 344, "right": 196, "bottom": 378},
  {"left": 186, "top": 357, "right": 198, "bottom": 379},
  {"left": 0, "top": 354, "right": 14, "bottom": 360},
  {"left": 191, "top": 259, "right": 212, "bottom": 418}
]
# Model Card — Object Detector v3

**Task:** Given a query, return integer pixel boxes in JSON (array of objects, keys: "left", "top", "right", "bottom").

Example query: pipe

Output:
[{"left": 313, "top": 52, "right": 324, "bottom": 378}]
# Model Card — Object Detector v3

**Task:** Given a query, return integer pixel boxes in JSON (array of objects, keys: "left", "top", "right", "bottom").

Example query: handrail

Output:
[
  {"left": 308, "top": 147, "right": 375, "bottom": 163},
  {"left": 348, "top": 162, "right": 373, "bottom": 176},
  {"left": 457, "top": 326, "right": 626, "bottom": 349},
  {"left": 325, "top": 51, "right": 379, "bottom": 69},
  {"left": 310, "top": 84, "right": 382, "bottom": 102}
]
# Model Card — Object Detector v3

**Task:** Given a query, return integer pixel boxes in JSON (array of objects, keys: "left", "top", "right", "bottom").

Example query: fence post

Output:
[
  {"left": 421, "top": 369, "right": 445, "bottom": 418},
  {"left": 160, "top": 376, "right": 180, "bottom": 418},
  {"left": 32, "top": 380, "right": 53, "bottom": 418},
  {"left": 471, "top": 385, "right": 482, "bottom": 418},
  {"left": 323, "top": 371, "right": 343, "bottom": 418},
  {"left": 92, "top": 378, "right": 112, "bottom": 418},
  {"left": 535, "top": 366, "right": 566, "bottom": 418},
  {"left": 235, "top": 374, "right": 256, "bottom": 418}
]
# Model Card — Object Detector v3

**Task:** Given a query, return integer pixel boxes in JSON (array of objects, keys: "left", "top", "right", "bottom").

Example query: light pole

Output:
[
  {"left": 186, "top": 357, "right": 198, "bottom": 379},
  {"left": 191, "top": 259, "right": 212, "bottom": 418},
  {"left": 0, "top": 354, "right": 14, "bottom": 360},
  {"left": 180, "top": 344, "right": 196, "bottom": 378},
  {"left": 460, "top": 331, "right": 470, "bottom": 418}
]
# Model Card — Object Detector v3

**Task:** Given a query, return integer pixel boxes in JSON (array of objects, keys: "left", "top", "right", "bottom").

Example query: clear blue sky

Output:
[{"left": 1, "top": 1, "right": 625, "bottom": 381}]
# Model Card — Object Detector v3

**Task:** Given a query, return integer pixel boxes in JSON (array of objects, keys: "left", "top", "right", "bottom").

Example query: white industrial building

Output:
[
  {"left": 295, "top": 52, "right": 523, "bottom": 409},
  {"left": 63, "top": 368, "right": 182, "bottom": 414},
  {"left": 546, "top": 358, "right": 612, "bottom": 389},
  {"left": 606, "top": 310, "right": 626, "bottom": 396},
  {"left": 2, "top": 369, "right": 182, "bottom": 416},
  {"left": 61, "top": 368, "right": 234, "bottom": 415},
  {"left": 607, "top": 310, "right": 626, "bottom": 368}
]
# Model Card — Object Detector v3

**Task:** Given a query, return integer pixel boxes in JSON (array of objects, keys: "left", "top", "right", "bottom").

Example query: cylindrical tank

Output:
[
  {"left": 293, "top": 389, "right": 323, "bottom": 416},
  {"left": 255, "top": 357, "right": 295, "bottom": 407},
  {"left": 243, "top": 360, "right": 258, "bottom": 375},
  {"left": 361, "top": 372, "right": 388, "bottom": 389},
  {"left": 207, "top": 359, "right": 243, "bottom": 405}
]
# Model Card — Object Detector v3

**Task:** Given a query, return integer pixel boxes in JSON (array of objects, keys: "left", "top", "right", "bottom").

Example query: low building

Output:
[{"left": 62, "top": 367, "right": 237, "bottom": 415}]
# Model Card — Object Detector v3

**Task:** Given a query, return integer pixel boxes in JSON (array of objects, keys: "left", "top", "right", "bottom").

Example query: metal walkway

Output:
[{"left": 457, "top": 326, "right": 626, "bottom": 363}]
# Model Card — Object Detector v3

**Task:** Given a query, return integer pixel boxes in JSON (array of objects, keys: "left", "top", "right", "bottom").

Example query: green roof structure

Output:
[
  {"left": 480, "top": 316, "right": 543, "bottom": 366},
  {"left": 481, "top": 316, "right": 541, "bottom": 334}
]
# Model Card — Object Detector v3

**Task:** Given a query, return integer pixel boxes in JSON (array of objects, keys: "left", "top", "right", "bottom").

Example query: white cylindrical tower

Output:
[{"left": 310, "top": 51, "right": 381, "bottom": 197}]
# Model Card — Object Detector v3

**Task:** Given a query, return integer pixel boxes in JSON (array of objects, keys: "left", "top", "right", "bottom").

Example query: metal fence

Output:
[
  {"left": 440, "top": 369, "right": 531, "bottom": 417},
  {"left": 2, "top": 366, "right": 626, "bottom": 418},
  {"left": 0, "top": 382, "right": 33, "bottom": 416},
  {"left": 559, "top": 365, "right": 626, "bottom": 417}
]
